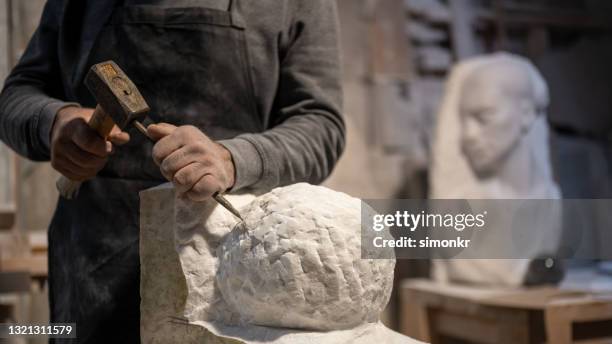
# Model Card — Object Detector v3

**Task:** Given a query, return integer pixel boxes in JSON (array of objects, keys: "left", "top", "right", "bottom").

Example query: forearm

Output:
[
  {"left": 220, "top": 111, "right": 345, "bottom": 192},
  {"left": 0, "top": 0, "right": 73, "bottom": 161},
  {"left": 0, "top": 84, "right": 76, "bottom": 160}
]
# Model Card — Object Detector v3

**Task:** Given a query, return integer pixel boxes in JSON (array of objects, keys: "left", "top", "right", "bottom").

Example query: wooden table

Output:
[
  {"left": 400, "top": 278, "right": 612, "bottom": 344},
  {"left": 0, "top": 255, "right": 47, "bottom": 279},
  {"left": 0, "top": 231, "right": 48, "bottom": 280}
]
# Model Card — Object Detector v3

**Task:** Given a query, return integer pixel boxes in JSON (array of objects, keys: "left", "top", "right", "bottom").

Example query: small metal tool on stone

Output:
[{"left": 56, "top": 61, "right": 244, "bottom": 221}]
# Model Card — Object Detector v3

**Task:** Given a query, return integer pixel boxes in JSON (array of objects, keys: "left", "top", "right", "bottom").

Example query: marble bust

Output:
[
  {"left": 429, "top": 53, "right": 562, "bottom": 286},
  {"left": 460, "top": 56, "right": 547, "bottom": 178}
]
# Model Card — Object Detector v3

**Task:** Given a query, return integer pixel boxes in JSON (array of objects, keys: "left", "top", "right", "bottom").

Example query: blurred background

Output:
[{"left": 1, "top": 0, "right": 612, "bottom": 343}]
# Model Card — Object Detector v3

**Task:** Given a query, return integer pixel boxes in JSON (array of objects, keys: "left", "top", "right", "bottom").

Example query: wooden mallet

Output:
[{"left": 56, "top": 61, "right": 243, "bottom": 220}]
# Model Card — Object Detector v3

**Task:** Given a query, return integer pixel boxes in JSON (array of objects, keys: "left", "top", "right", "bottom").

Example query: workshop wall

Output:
[
  {"left": 0, "top": 0, "right": 56, "bottom": 239},
  {"left": 0, "top": 3, "right": 50, "bottom": 343}
]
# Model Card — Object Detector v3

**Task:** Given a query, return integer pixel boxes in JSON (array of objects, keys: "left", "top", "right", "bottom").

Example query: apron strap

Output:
[
  {"left": 69, "top": 0, "right": 122, "bottom": 89},
  {"left": 228, "top": 0, "right": 246, "bottom": 29}
]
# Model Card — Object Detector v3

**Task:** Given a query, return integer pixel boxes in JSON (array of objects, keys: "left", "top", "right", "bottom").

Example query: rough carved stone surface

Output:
[
  {"left": 140, "top": 183, "right": 421, "bottom": 343},
  {"left": 217, "top": 184, "right": 394, "bottom": 330}
]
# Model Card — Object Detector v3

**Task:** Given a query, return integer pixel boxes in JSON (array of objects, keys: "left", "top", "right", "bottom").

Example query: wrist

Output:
[
  {"left": 217, "top": 137, "right": 263, "bottom": 191},
  {"left": 48, "top": 104, "right": 82, "bottom": 148},
  {"left": 217, "top": 142, "right": 236, "bottom": 190}
]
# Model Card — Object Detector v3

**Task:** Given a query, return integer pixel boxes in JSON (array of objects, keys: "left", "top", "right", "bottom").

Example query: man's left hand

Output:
[{"left": 148, "top": 123, "right": 235, "bottom": 201}]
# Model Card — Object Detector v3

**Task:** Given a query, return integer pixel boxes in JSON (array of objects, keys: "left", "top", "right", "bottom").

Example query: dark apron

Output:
[{"left": 49, "top": 1, "right": 261, "bottom": 342}]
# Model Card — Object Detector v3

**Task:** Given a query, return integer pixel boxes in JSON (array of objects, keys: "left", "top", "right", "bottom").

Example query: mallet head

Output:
[{"left": 85, "top": 61, "right": 150, "bottom": 130}]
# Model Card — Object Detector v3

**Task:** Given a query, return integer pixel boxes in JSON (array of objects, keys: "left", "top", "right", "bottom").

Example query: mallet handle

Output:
[{"left": 56, "top": 105, "right": 115, "bottom": 199}]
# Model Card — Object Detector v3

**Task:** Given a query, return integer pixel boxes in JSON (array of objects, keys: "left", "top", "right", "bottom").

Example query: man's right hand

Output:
[{"left": 50, "top": 106, "right": 130, "bottom": 181}]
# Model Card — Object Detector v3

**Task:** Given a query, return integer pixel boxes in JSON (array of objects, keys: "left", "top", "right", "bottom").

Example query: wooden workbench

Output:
[
  {"left": 0, "top": 230, "right": 48, "bottom": 279},
  {"left": 0, "top": 255, "right": 47, "bottom": 279},
  {"left": 400, "top": 277, "right": 612, "bottom": 344}
]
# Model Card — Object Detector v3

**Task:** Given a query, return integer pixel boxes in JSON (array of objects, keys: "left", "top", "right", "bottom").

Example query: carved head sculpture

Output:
[
  {"left": 458, "top": 54, "right": 549, "bottom": 176},
  {"left": 215, "top": 184, "right": 395, "bottom": 331}
]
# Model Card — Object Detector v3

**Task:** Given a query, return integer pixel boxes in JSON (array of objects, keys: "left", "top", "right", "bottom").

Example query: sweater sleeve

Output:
[
  {"left": 0, "top": 0, "right": 77, "bottom": 161},
  {"left": 219, "top": 0, "right": 345, "bottom": 192}
]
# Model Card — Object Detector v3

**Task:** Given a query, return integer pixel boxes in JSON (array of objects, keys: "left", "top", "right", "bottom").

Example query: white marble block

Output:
[{"left": 140, "top": 183, "right": 422, "bottom": 343}]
